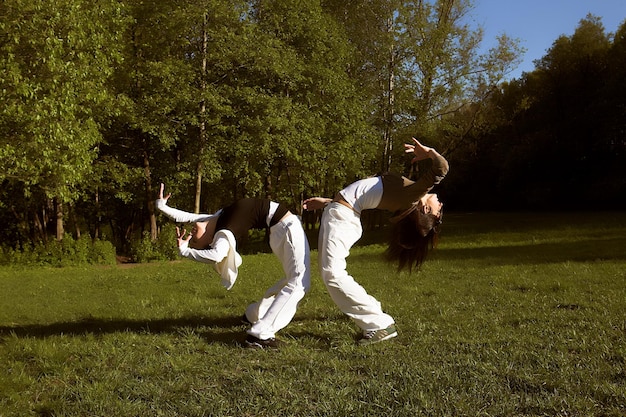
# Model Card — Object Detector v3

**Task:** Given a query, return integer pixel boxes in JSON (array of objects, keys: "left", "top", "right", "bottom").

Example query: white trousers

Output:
[
  {"left": 318, "top": 203, "right": 395, "bottom": 332},
  {"left": 246, "top": 214, "right": 311, "bottom": 340}
]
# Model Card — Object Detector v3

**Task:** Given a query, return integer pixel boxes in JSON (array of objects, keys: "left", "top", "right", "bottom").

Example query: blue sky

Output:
[{"left": 469, "top": 0, "right": 626, "bottom": 79}]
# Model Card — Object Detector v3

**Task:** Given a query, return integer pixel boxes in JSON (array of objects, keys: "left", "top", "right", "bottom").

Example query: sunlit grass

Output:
[{"left": 0, "top": 212, "right": 624, "bottom": 416}]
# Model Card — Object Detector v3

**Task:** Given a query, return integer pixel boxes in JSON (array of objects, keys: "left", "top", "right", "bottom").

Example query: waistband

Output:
[
  {"left": 333, "top": 194, "right": 359, "bottom": 214},
  {"left": 268, "top": 202, "right": 290, "bottom": 227},
  {"left": 267, "top": 201, "right": 278, "bottom": 227},
  {"left": 329, "top": 200, "right": 360, "bottom": 218}
]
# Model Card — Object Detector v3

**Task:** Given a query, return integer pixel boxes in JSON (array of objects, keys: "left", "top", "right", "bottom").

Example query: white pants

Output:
[
  {"left": 318, "top": 203, "right": 395, "bottom": 332},
  {"left": 246, "top": 214, "right": 311, "bottom": 340}
]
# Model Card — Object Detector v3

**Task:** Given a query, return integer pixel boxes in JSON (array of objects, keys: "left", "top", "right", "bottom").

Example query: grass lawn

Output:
[{"left": 0, "top": 212, "right": 624, "bottom": 416}]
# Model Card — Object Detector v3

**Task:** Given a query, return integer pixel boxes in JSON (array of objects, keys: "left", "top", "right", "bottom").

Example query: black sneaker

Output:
[{"left": 244, "top": 335, "right": 282, "bottom": 349}]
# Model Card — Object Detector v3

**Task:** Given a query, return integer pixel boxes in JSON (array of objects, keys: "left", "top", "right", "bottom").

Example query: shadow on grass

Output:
[
  {"left": 0, "top": 314, "right": 341, "bottom": 347},
  {"left": 434, "top": 237, "right": 626, "bottom": 265},
  {"left": 0, "top": 315, "right": 247, "bottom": 345},
  {"left": 347, "top": 236, "right": 626, "bottom": 266}
]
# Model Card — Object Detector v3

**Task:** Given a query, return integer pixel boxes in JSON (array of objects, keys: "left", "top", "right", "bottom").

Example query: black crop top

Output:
[{"left": 215, "top": 198, "right": 289, "bottom": 242}]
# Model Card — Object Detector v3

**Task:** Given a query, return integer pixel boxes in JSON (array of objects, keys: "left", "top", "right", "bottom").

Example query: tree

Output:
[
  {"left": 521, "top": 15, "right": 612, "bottom": 206},
  {"left": 446, "top": 14, "right": 624, "bottom": 210},
  {"left": 101, "top": 0, "right": 207, "bottom": 241},
  {"left": 0, "top": 0, "right": 128, "bottom": 240},
  {"left": 324, "top": 0, "right": 523, "bottom": 174},
  {"left": 195, "top": 0, "right": 376, "bottom": 208}
]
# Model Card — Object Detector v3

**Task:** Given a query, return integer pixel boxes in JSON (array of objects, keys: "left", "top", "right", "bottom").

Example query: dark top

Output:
[
  {"left": 378, "top": 151, "right": 449, "bottom": 212},
  {"left": 215, "top": 198, "right": 289, "bottom": 242}
]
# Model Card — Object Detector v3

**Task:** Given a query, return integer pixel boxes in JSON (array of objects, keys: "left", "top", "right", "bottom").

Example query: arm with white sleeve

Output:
[
  {"left": 178, "top": 233, "right": 230, "bottom": 263},
  {"left": 175, "top": 226, "right": 242, "bottom": 290},
  {"left": 155, "top": 183, "right": 220, "bottom": 223}
]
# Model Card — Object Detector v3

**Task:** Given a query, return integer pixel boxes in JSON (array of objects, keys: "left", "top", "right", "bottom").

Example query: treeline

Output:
[
  {"left": 444, "top": 14, "right": 626, "bottom": 212},
  {"left": 1, "top": 0, "right": 624, "bottom": 258}
]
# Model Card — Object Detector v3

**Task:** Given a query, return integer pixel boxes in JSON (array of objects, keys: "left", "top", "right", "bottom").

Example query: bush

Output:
[
  {"left": 0, "top": 236, "right": 117, "bottom": 267},
  {"left": 89, "top": 239, "right": 117, "bottom": 266},
  {"left": 130, "top": 223, "right": 179, "bottom": 263}
]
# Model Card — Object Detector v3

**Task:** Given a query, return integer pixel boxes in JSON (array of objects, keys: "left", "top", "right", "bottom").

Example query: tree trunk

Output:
[
  {"left": 68, "top": 203, "right": 81, "bottom": 239},
  {"left": 195, "top": 163, "right": 203, "bottom": 214},
  {"left": 54, "top": 197, "right": 64, "bottom": 241},
  {"left": 143, "top": 150, "right": 157, "bottom": 241},
  {"left": 94, "top": 187, "right": 101, "bottom": 240},
  {"left": 381, "top": 16, "right": 396, "bottom": 172},
  {"left": 194, "top": 12, "right": 209, "bottom": 214},
  {"left": 33, "top": 208, "right": 46, "bottom": 243}
]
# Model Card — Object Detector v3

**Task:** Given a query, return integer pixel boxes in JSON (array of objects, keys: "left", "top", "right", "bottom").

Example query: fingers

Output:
[
  {"left": 302, "top": 198, "right": 318, "bottom": 211},
  {"left": 175, "top": 227, "right": 190, "bottom": 248},
  {"left": 404, "top": 137, "right": 421, "bottom": 153},
  {"left": 410, "top": 137, "right": 424, "bottom": 150},
  {"left": 406, "top": 138, "right": 432, "bottom": 154},
  {"left": 159, "top": 183, "right": 171, "bottom": 200}
]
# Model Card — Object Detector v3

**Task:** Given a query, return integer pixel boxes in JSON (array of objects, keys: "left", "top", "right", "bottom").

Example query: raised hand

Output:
[
  {"left": 159, "top": 183, "right": 172, "bottom": 202},
  {"left": 175, "top": 226, "right": 192, "bottom": 247},
  {"left": 404, "top": 137, "right": 434, "bottom": 163}
]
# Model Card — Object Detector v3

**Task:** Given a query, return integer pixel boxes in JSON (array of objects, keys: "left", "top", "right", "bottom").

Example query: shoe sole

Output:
[
  {"left": 244, "top": 339, "right": 281, "bottom": 350},
  {"left": 359, "top": 330, "right": 398, "bottom": 346}
]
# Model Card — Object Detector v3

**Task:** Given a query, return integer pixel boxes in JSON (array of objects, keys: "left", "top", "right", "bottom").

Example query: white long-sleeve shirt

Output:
[
  {"left": 155, "top": 199, "right": 221, "bottom": 223},
  {"left": 178, "top": 230, "right": 230, "bottom": 264},
  {"left": 156, "top": 199, "right": 241, "bottom": 290}
]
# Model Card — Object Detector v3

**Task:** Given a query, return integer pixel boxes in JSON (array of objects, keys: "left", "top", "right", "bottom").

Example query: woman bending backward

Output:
[
  {"left": 157, "top": 185, "right": 311, "bottom": 349},
  {"left": 303, "top": 138, "right": 448, "bottom": 346}
]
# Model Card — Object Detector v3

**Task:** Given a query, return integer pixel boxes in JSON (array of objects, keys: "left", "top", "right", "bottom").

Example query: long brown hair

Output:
[{"left": 385, "top": 203, "right": 442, "bottom": 272}]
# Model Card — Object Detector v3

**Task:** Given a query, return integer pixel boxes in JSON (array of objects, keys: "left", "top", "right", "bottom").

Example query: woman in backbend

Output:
[
  {"left": 157, "top": 184, "right": 310, "bottom": 349},
  {"left": 303, "top": 138, "right": 448, "bottom": 346}
]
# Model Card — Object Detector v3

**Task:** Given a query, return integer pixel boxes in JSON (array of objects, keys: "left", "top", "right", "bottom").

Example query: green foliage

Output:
[
  {"left": 2, "top": 0, "right": 623, "bottom": 256},
  {"left": 88, "top": 239, "right": 118, "bottom": 266},
  {"left": 0, "top": 236, "right": 116, "bottom": 267},
  {"left": 446, "top": 14, "right": 626, "bottom": 210},
  {"left": 0, "top": 0, "right": 129, "bottom": 202},
  {"left": 0, "top": 212, "right": 624, "bottom": 416},
  {"left": 324, "top": 0, "right": 524, "bottom": 173},
  {"left": 188, "top": 0, "right": 377, "bottom": 203},
  {"left": 130, "top": 223, "right": 180, "bottom": 263}
]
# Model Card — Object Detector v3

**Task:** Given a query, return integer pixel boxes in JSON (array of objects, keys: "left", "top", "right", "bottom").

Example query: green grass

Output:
[{"left": 0, "top": 212, "right": 625, "bottom": 416}]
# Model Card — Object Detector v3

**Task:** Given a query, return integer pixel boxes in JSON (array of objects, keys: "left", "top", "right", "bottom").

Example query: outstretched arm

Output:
[
  {"left": 175, "top": 227, "right": 229, "bottom": 263},
  {"left": 397, "top": 138, "right": 449, "bottom": 205},
  {"left": 302, "top": 197, "right": 333, "bottom": 211},
  {"left": 405, "top": 137, "right": 448, "bottom": 175},
  {"left": 156, "top": 183, "right": 218, "bottom": 223}
]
